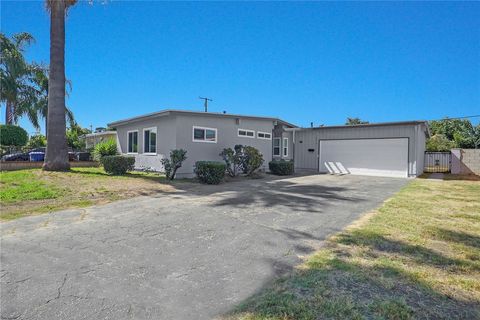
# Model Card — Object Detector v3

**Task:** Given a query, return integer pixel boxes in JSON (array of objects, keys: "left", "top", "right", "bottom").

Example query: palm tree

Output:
[
  {"left": 0, "top": 32, "right": 37, "bottom": 125},
  {"left": 30, "top": 64, "right": 75, "bottom": 136},
  {"left": 43, "top": 0, "right": 77, "bottom": 171}
]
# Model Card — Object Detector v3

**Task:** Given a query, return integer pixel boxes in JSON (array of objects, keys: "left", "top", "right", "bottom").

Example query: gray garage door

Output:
[{"left": 319, "top": 138, "right": 409, "bottom": 178}]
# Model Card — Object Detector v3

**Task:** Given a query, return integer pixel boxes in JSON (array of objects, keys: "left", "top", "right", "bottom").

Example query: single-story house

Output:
[
  {"left": 108, "top": 109, "right": 296, "bottom": 178},
  {"left": 82, "top": 131, "right": 117, "bottom": 149},
  {"left": 108, "top": 109, "right": 429, "bottom": 178}
]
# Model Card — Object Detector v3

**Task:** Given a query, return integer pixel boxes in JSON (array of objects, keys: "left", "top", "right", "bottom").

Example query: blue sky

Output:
[{"left": 1, "top": 1, "right": 479, "bottom": 135}]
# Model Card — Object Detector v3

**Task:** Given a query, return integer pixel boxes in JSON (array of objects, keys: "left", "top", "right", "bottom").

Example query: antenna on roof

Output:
[{"left": 199, "top": 97, "right": 213, "bottom": 112}]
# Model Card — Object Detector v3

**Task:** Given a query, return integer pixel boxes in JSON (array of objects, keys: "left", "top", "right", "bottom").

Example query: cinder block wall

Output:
[{"left": 451, "top": 149, "right": 480, "bottom": 176}]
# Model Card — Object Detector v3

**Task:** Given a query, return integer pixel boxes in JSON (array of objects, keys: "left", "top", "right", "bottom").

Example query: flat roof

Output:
[
  {"left": 287, "top": 120, "right": 428, "bottom": 130},
  {"left": 84, "top": 131, "right": 117, "bottom": 138},
  {"left": 108, "top": 109, "right": 297, "bottom": 128}
]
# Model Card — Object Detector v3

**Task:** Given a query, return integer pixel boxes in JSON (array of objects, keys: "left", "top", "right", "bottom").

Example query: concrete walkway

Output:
[{"left": 1, "top": 174, "right": 407, "bottom": 320}]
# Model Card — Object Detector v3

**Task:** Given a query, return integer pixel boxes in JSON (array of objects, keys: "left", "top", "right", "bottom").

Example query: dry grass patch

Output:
[
  {"left": 227, "top": 175, "right": 480, "bottom": 320},
  {"left": 0, "top": 167, "right": 180, "bottom": 220}
]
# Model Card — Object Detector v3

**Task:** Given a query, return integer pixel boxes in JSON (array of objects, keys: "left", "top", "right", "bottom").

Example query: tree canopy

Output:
[
  {"left": 345, "top": 117, "right": 369, "bottom": 125},
  {"left": 427, "top": 118, "right": 479, "bottom": 151}
]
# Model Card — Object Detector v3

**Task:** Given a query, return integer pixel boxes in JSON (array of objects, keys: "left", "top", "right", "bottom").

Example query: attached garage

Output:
[
  {"left": 319, "top": 138, "right": 409, "bottom": 178},
  {"left": 288, "top": 121, "right": 429, "bottom": 178}
]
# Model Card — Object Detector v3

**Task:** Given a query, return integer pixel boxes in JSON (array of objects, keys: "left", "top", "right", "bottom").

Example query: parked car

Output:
[{"left": 1, "top": 152, "right": 29, "bottom": 162}]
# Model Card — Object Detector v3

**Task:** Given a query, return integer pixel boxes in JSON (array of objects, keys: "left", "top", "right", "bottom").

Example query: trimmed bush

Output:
[
  {"left": 102, "top": 155, "right": 135, "bottom": 175},
  {"left": 219, "top": 144, "right": 244, "bottom": 177},
  {"left": 269, "top": 160, "right": 294, "bottom": 175},
  {"left": 161, "top": 149, "right": 187, "bottom": 180},
  {"left": 93, "top": 138, "right": 117, "bottom": 161},
  {"left": 0, "top": 125, "right": 28, "bottom": 146},
  {"left": 195, "top": 161, "right": 226, "bottom": 184},
  {"left": 243, "top": 146, "right": 264, "bottom": 176}
]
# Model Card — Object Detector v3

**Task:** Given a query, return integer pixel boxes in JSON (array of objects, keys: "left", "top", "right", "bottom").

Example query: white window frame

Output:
[
  {"left": 273, "top": 138, "right": 281, "bottom": 156},
  {"left": 127, "top": 130, "right": 139, "bottom": 154},
  {"left": 283, "top": 137, "right": 289, "bottom": 157},
  {"left": 257, "top": 131, "right": 272, "bottom": 140},
  {"left": 238, "top": 128, "right": 255, "bottom": 138},
  {"left": 143, "top": 127, "right": 157, "bottom": 155},
  {"left": 192, "top": 126, "right": 217, "bottom": 143}
]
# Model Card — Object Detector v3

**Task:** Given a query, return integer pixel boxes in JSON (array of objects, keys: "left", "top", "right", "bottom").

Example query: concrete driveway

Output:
[{"left": 1, "top": 174, "right": 407, "bottom": 320}]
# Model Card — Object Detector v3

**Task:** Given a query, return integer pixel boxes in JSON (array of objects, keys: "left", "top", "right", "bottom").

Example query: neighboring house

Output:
[
  {"left": 108, "top": 109, "right": 429, "bottom": 178},
  {"left": 82, "top": 131, "right": 117, "bottom": 149},
  {"left": 108, "top": 110, "right": 296, "bottom": 178}
]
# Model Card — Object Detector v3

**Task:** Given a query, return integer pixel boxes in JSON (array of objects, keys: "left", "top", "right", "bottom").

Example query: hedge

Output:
[
  {"left": 269, "top": 160, "right": 294, "bottom": 175},
  {"left": 195, "top": 161, "right": 226, "bottom": 184},
  {"left": 0, "top": 125, "right": 28, "bottom": 146},
  {"left": 102, "top": 155, "right": 135, "bottom": 175}
]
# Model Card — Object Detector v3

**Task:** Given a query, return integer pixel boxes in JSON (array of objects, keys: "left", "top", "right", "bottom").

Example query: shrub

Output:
[
  {"left": 26, "top": 134, "right": 47, "bottom": 148},
  {"left": 161, "top": 149, "right": 187, "bottom": 180},
  {"left": 195, "top": 161, "right": 226, "bottom": 184},
  {"left": 101, "top": 155, "right": 135, "bottom": 175},
  {"left": 0, "top": 125, "right": 28, "bottom": 146},
  {"left": 93, "top": 138, "right": 117, "bottom": 161},
  {"left": 426, "top": 134, "right": 456, "bottom": 152},
  {"left": 243, "top": 146, "right": 264, "bottom": 176},
  {"left": 269, "top": 160, "right": 294, "bottom": 175},
  {"left": 219, "top": 144, "right": 244, "bottom": 177}
]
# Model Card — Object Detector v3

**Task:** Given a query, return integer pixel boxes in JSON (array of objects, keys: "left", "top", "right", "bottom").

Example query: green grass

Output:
[
  {"left": 0, "top": 167, "right": 173, "bottom": 220},
  {"left": 227, "top": 176, "right": 480, "bottom": 320},
  {"left": 0, "top": 171, "right": 61, "bottom": 202}
]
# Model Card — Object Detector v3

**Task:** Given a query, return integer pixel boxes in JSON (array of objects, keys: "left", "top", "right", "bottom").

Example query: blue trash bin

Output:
[{"left": 29, "top": 152, "right": 45, "bottom": 162}]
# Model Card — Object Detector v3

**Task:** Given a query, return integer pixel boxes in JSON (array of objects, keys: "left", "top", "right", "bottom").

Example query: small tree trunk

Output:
[
  {"left": 5, "top": 101, "right": 13, "bottom": 125},
  {"left": 43, "top": 0, "right": 70, "bottom": 171}
]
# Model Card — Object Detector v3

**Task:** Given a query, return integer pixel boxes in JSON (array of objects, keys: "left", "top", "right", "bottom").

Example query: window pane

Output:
[
  {"left": 247, "top": 131, "right": 254, "bottom": 137},
  {"left": 258, "top": 133, "right": 264, "bottom": 138},
  {"left": 194, "top": 128, "right": 205, "bottom": 140},
  {"left": 239, "top": 130, "right": 246, "bottom": 136},
  {"left": 273, "top": 147, "right": 280, "bottom": 156},
  {"left": 128, "top": 133, "right": 133, "bottom": 153},
  {"left": 144, "top": 130, "right": 150, "bottom": 152},
  {"left": 265, "top": 133, "right": 271, "bottom": 139},
  {"left": 133, "top": 132, "right": 138, "bottom": 152},
  {"left": 150, "top": 132, "right": 156, "bottom": 153},
  {"left": 206, "top": 129, "right": 216, "bottom": 141},
  {"left": 273, "top": 139, "right": 280, "bottom": 147}
]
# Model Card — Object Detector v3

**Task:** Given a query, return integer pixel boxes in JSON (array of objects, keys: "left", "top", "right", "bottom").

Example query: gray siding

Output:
[
  {"left": 174, "top": 114, "right": 275, "bottom": 177},
  {"left": 293, "top": 123, "right": 428, "bottom": 176},
  {"left": 114, "top": 113, "right": 277, "bottom": 177},
  {"left": 115, "top": 116, "right": 176, "bottom": 171}
]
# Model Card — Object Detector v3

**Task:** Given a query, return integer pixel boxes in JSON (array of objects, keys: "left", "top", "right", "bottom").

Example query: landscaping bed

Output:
[
  {"left": 0, "top": 167, "right": 177, "bottom": 220},
  {"left": 226, "top": 175, "right": 480, "bottom": 319}
]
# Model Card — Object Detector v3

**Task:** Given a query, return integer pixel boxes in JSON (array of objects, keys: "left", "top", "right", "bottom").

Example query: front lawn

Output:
[
  {"left": 0, "top": 167, "right": 177, "bottom": 220},
  {"left": 227, "top": 175, "right": 480, "bottom": 319}
]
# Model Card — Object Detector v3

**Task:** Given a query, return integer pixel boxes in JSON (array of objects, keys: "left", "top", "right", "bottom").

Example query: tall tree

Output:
[
  {"left": 0, "top": 32, "right": 37, "bottom": 126},
  {"left": 43, "top": 0, "right": 77, "bottom": 171},
  {"left": 345, "top": 117, "right": 369, "bottom": 125},
  {"left": 31, "top": 64, "right": 75, "bottom": 135}
]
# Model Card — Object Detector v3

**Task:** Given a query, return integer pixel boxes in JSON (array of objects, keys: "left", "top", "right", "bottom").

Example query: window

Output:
[
  {"left": 238, "top": 129, "right": 255, "bottom": 138},
  {"left": 143, "top": 127, "right": 157, "bottom": 154},
  {"left": 257, "top": 131, "right": 272, "bottom": 140},
  {"left": 273, "top": 138, "right": 281, "bottom": 156},
  {"left": 283, "top": 137, "right": 288, "bottom": 157},
  {"left": 193, "top": 126, "right": 217, "bottom": 143},
  {"left": 127, "top": 131, "right": 138, "bottom": 153}
]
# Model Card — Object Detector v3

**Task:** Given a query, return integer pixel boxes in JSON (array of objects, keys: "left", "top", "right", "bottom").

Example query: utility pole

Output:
[{"left": 199, "top": 97, "right": 212, "bottom": 112}]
